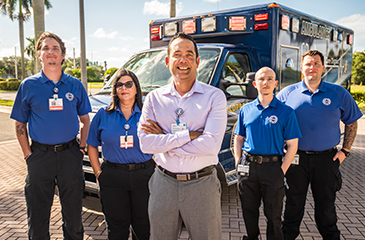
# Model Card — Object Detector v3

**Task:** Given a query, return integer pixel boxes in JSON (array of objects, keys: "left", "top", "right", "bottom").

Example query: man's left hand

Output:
[
  {"left": 141, "top": 119, "right": 164, "bottom": 134},
  {"left": 333, "top": 150, "right": 346, "bottom": 164}
]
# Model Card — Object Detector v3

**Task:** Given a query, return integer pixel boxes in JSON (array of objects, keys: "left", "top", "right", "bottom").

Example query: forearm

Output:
[
  {"left": 15, "top": 121, "right": 31, "bottom": 156},
  {"left": 79, "top": 114, "right": 90, "bottom": 147},
  {"left": 88, "top": 145, "right": 101, "bottom": 175},
  {"left": 343, "top": 121, "right": 358, "bottom": 151},
  {"left": 233, "top": 135, "right": 245, "bottom": 166},
  {"left": 282, "top": 138, "right": 298, "bottom": 175}
]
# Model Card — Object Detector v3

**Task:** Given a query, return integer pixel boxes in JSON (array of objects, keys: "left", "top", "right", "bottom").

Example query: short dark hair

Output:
[
  {"left": 106, "top": 69, "right": 143, "bottom": 113},
  {"left": 36, "top": 32, "right": 66, "bottom": 56},
  {"left": 167, "top": 32, "right": 199, "bottom": 58},
  {"left": 301, "top": 50, "right": 324, "bottom": 66}
]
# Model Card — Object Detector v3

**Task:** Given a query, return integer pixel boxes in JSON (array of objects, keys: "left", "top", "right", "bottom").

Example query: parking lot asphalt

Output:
[{"left": 0, "top": 105, "right": 364, "bottom": 239}]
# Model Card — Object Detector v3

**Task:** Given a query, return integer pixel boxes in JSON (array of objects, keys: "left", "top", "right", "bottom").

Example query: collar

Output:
[
  {"left": 116, "top": 102, "right": 141, "bottom": 116},
  {"left": 162, "top": 79, "right": 204, "bottom": 97},
  {"left": 254, "top": 95, "right": 278, "bottom": 109},
  {"left": 40, "top": 69, "right": 67, "bottom": 85},
  {"left": 300, "top": 79, "right": 327, "bottom": 93}
]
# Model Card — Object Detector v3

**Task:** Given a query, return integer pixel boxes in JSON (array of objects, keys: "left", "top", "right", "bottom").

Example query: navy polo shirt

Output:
[
  {"left": 277, "top": 80, "right": 363, "bottom": 151},
  {"left": 234, "top": 96, "right": 301, "bottom": 155},
  {"left": 87, "top": 104, "right": 153, "bottom": 164},
  {"left": 10, "top": 70, "right": 91, "bottom": 145}
]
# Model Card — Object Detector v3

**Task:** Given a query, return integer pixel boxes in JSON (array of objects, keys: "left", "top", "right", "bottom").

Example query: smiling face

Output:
[
  {"left": 253, "top": 67, "right": 278, "bottom": 96},
  {"left": 116, "top": 75, "right": 137, "bottom": 104},
  {"left": 37, "top": 37, "right": 65, "bottom": 69},
  {"left": 165, "top": 37, "right": 200, "bottom": 85},
  {"left": 301, "top": 54, "right": 325, "bottom": 85}
]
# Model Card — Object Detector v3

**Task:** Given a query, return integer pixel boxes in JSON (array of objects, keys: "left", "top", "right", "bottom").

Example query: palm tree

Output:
[
  {"left": 0, "top": 0, "right": 52, "bottom": 79},
  {"left": 33, "top": 0, "right": 52, "bottom": 73},
  {"left": 25, "top": 37, "right": 36, "bottom": 73}
]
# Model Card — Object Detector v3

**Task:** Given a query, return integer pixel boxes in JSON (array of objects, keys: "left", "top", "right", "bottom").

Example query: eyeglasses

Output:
[{"left": 115, "top": 81, "right": 134, "bottom": 89}]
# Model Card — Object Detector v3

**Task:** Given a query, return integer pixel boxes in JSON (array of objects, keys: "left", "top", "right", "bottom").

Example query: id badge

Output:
[
  {"left": 291, "top": 154, "right": 299, "bottom": 165},
  {"left": 120, "top": 135, "right": 133, "bottom": 149},
  {"left": 49, "top": 98, "right": 63, "bottom": 111},
  {"left": 171, "top": 123, "right": 186, "bottom": 134}
]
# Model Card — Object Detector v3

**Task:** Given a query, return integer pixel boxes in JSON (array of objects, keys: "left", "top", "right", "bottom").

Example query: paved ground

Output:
[{"left": 0, "top": 104, "right": 364, "bottom": 239}]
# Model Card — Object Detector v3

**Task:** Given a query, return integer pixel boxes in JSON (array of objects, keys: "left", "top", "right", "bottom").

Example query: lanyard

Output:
[{"left": 175, "top": 108, "right": 184, "bottom": 125}]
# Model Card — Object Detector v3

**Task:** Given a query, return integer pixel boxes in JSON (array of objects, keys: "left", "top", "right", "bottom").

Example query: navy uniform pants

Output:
[
  {"left": 98, "top": 160, "right": 154, "bottom": 240},
  {"left": 283, "top": 149, "right": 342, "bottom": 240},
  {"left": 238, "top": 160, "right": 285, "bottom": 240},
  {"left": 25, "top": 144, "right": 84, "bottom": 240}
]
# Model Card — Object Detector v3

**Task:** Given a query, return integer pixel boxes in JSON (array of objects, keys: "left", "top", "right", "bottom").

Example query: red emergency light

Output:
[
  {"left": 150, "top": 26, "right": 161, "bottom": 41},
  {"left": 229, "top": 16, "right": 246, "bottom": 31},
  {"left": 255, "top": 23, "right": 269, "bottom": 30},
  {"left": 255, "top": 13, "right": 269, "bottom": 21},
  {"left": 183, "top": 20, "right": 196, "bottom": 34}
]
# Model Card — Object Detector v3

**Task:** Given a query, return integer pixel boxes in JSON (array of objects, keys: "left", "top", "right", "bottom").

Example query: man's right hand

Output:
[{"left": 189, "top": 131, "right": 203, "bottom": 140}]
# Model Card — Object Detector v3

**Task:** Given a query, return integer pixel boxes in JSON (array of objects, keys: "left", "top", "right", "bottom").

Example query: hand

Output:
[
  {"left": 333, "top": 150, "right": 346, "bottom": 164},
  {"left": 79, "top": 146, "right": 86, "bottom": 155},
  {"left": 141, "top": 119, "right": 164, "bottom": 134},
  {"left": 189, "top": 131, "right": 203, "bottom": 140}
]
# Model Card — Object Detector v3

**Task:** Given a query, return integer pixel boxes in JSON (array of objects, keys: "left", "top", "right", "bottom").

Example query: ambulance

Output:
[{"left": 82, "top": 2, "right": 354, "bottom": 210}]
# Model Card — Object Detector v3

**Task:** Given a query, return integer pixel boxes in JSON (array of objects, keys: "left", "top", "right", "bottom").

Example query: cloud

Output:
[
  {"left": 107, "top": 46, "right": 129, "bottom": 52},
  {"left": 143, "top": 0, "right": 183, "bottom": 16},
  {"left": 204, "top": 0, "right": 220, "bottom": 2},
  {"left": 336, "top": 14, "right": 365, "bottom": 52},
  {"left": 90, "top": 28, "right": 119, "bottom": 39},
  {"left": 120, "top": 36, "right": 134, "bottom": 41}
]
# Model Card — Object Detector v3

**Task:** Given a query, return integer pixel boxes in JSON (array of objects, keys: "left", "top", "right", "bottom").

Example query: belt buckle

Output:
[
  {"left": 176, "top": 174, "right": 190, "bottom": 181},
  {"left": 256, "top": 156, "right": 263, "bottom": 164},
  {"left": 127, "top": 164, "right": 136, "bottom": 171},
  {"left": 54, "top": 144, "right": 63, "bottom": 152}
]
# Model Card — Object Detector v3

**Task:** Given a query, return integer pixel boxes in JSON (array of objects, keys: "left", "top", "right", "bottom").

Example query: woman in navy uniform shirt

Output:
[{"left": 87, "top": 69, "right": 154, "bottom": 240}]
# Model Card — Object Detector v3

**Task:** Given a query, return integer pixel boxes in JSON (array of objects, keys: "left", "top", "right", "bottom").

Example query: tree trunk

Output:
[
  {"left": 170, "top": 0, "right": 176, "bottom": 18},
  {"left": 19, "top": 16, "right": 25, "bottom": 80},
  {"left": 33, "top": 0, "right": 45, "bottom": 73},
  {"left": 79, "top": 0, "right": 88, "bottom": 92}
]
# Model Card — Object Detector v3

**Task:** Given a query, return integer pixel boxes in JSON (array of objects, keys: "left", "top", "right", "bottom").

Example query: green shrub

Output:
[
  {"left": 7, "top": 78, "right": 19, "bottom": 81},
  {"left": 0, "top": 80, "right": 21, "bottom": 90},
  {"left": 351, "top": 91, "right": 365, "bottom": 103},
  {"left": 0, "top": 78, "right": 5, "bottom": 81},
  {"left": 87, "top": 79, "right": 103, "bottom": 83}
]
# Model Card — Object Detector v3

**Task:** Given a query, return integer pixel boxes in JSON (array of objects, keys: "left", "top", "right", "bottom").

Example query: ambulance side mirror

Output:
[{"left": 218, "top": 72, "right": 257, "bottom": 100}]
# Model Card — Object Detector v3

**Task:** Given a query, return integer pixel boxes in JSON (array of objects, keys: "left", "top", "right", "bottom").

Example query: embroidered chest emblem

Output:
[
  {"left": 322, "top": 98, "right": 331, "bottom": 106},
  {"left": 66, "top": 92, "right": 74, "bottom": 101},
  {"left": 269, "top": 115, "right": 278, "bottom": 124}
]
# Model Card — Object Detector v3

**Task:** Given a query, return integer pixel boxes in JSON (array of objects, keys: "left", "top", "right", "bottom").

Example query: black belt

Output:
[
  {"left": 158, "top": 165, "right": 215, "bottom": 181},
  {"left": 246, "top": 154, "right": 282, "bottom": 164},
  {"left": 31, "top": 138, "right": 77, "bottom": 152},
  {"left": 298, "top": 147, "right": 336, "bottom": 155},
  {"left": 104, "top": 158, "right": 154, "bottom": 171}
]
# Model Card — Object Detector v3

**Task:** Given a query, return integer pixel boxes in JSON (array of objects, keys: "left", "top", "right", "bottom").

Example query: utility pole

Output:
[
  {"left": 79, "top": 0, "right": 88, "bottom": 92},
  {"left": 73, "top": 48, "right": 76, "bottom": 69},
  {"left": 15, "top": 47, "right": 18, "bottom": 79}
]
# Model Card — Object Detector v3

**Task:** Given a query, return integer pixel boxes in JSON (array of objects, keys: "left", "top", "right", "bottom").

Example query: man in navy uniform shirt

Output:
[
  {"left": 10, "top": 32, "right": 91, "bottom": 240},
  {"left": 277, "top": 50, "right": 362, "bottom": 239},
  {"left": 234, "top": 67, "right": 301, "bottom": 240}
]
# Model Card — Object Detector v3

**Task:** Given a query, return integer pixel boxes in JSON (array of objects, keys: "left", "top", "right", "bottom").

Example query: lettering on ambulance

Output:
[
  {"left": 300, "top": 20, "right": 330, "bottom": 40},
  {"left": 227, "top": 102, "right": 245, "bottom": 113}
]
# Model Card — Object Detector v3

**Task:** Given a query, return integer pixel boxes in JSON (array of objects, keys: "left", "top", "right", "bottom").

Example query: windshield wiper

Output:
[{"left": 141, "top": 85, "right": 161, "bottom": 89}]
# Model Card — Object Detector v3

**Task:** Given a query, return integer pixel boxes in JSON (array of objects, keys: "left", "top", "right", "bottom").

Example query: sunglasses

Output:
[{"left": 115, "top": 81, "right": 134, "bottom": 89}]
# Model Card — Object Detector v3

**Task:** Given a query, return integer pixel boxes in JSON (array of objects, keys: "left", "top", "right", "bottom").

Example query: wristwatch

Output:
[{"left": 340, "top": 148, "right": 350, "bottom": 157}]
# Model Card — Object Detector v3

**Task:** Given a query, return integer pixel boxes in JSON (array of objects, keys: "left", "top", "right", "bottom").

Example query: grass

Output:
[
  {"left": 351, "top": 84, "right": 365, "bottom": 92},
  {"left": 0, "top": 100, "right": 14, "bottom": 106}
]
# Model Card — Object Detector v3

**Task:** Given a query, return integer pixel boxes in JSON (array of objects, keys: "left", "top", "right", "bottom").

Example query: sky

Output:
[{"left": 0, "top": 0, "right": 364, "bottom": 69}]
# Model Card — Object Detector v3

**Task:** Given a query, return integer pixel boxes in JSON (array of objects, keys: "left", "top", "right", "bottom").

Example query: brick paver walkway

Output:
[{"left": 1, "top": 115, "right": 364, "bottom": 239}]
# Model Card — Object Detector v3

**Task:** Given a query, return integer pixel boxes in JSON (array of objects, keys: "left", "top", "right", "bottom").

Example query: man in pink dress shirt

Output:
[{"left": 138, "top": 32, "right": 227, "bottom": 240}]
